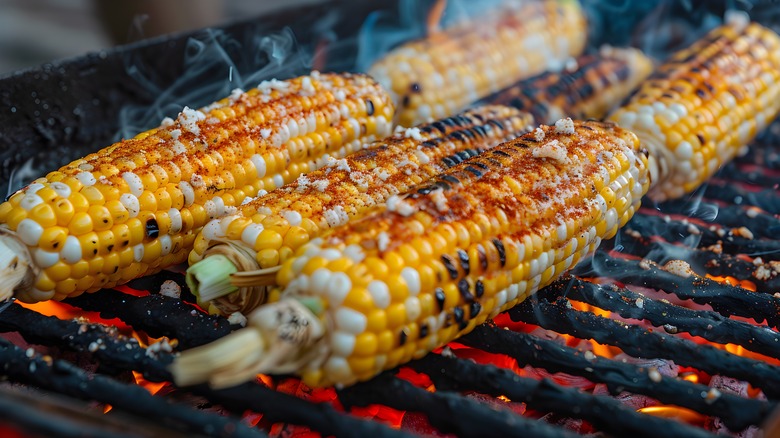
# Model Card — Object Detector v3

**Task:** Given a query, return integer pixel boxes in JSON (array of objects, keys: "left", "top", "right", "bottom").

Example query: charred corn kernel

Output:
[
  {"left": 170, "top": 120, "right": 651, "bottom": 389},
  {"left": 370, "top": 0, "right": 586, "bottom": 126},
  {"left": 0, "top": 72, "right": 393, "bottom": 303},
  {"left": 488, "top": 46, "right": 653, "bottom": 124},
  {"left": 609, "top": 17, "right": 780, "bottom": 201},
  {"left": 187, "top": 106, "right": 534, "bottom": 315}
]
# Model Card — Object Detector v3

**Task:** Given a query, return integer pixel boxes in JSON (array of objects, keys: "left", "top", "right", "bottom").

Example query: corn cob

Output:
[
  {"left": 186, "top": 105, "right": 535, "bottom": 316},
  {"left": 608, "top": 17, "right": 780, "bottom": 201},
  {"left": 171, "top": 119, "right": 651, "bottom": 388},
  {"left": 488, "top": 46, "right": 654, "bottom": 124},
  {"left": 0, "top": 72, "right": 394, "bottom": 303},
  {"left": 368, "top": 0, "right": 587, "bottom": 127}
]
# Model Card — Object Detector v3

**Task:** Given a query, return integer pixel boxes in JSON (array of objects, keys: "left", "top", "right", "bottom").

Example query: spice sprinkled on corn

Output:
[
  {"left": 186, "top": 105, "right": 535, "bottom": 316},
  {"left": 171, "top": 119, "right": 650, "bottom": 388},
  {"left": 0, "top": 73, "right": 393, "bottom": 302}
]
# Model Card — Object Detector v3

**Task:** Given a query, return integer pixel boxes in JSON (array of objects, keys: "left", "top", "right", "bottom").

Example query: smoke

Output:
[{"left": 114, "top": 27, "right": 308, "bottom": 140}]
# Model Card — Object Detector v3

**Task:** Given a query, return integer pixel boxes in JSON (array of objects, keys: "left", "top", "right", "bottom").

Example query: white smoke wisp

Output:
[{"left": 115, "top": 27, "right": 308, "bottom": 140}]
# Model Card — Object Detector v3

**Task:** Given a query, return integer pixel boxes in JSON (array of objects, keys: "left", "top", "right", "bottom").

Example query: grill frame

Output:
[{"left": 2, "top": 1, "right": 780, "bottom": 436}]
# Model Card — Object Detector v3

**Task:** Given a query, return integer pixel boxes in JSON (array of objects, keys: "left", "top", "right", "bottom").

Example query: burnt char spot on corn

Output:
[
  {"left": 434, "top": 288, "right": 446, "bottom": 311},
  {"left": 441, "top": 254, "right": 459, "bottom": 280},
  {"left": 458, "top": 279, "right": 474, "bottom": 302},
  {"left": 470, "top": 302, "right": 482, "bottom": 319},
  {"left": 442, "top": 175, "right": 461, "bottom": 185},
  {"left": 419, "top": 324, "right": 429, "bottom": 338},
  {"left": 399, "top": 330, "right": 407, "bottom": 346},
  {"left": 456, "top": 249, "right": 470, "bottom": 275},
  {"left": 146, "top": 217, "right": 159, "bottom": 239},
  {"left": 475, "top": 280, "right": 484, "bottom": 298},
  {"left": 492, "top": 238, "right": 506, "bottom": 267},
  {"left": 365, "top": 99, "right": 375, "bottom": 116},
  {"left": 453, "top": 307, "right": 466, "bottom": 329},
  {"left": 464, "top": 166, "right": 484, "bottom": 178}
]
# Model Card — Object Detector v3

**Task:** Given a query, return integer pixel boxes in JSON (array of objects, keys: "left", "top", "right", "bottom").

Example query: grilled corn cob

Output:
[
  {"left": 488, "top": 46, "right": 653, "bottom": 124},
  {"left": 171, "top": 119, "right": 650, "bottom": 388},
  {"left": 609, "top": 17, "right": 780, "bottom": 201},
  {"left": 186, "top": 105, "right": 535, "bottom": 316},
  {"left": 0, "top": 73, "right": 394, "bottom": 303},
  {"left": 369, "top": 0, "right": 587, "bottom": 127}
]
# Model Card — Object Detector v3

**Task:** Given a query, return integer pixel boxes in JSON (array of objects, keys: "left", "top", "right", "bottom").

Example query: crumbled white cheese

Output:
[
  {"left": 532, "top": 139, "right": 569, "bottom": 163},
  {"left": 386, "top": 195, "right": 416, "bottom": 216},
  {"left": 349, "top": 172, "right": 370, "bottom": 191},
  {"left": 160, "top": 117, "right": 175, "bottom": 128},
  {"left": 313, "top": 180, "right": 329, "bottom": 192},
  {"left": 256, "top": 189, "right": 268, "bottom": 197},
  {"left": 403, "top": 127, "right": 423, "bottom": 141},
  {"left": 170, "top": 129, "right": 182, "bottom": 140},
  {"left": 663, "top": 260, "right": 694, "bottom": 278},
  {"left": 373, "top": 167, "right": 391, "bottom": 181},
  {"left": 229, "top": 87, "right": 245, "bottom": 102},
  {"left": 190, "top": 174, "right": 205, "bottom": 188},
  {"left": 430, "top": 188, "right": 449, "bottom": 213},
  {"left": 413, "top": 149, "right": 431, "bottom": 165},
  {"left": 260, "top": 128, "right": 272, "bottom": 139},
  {"left": 534, "top": 127, "right": 546, "bottom": 142},
  {"left": 241, "top": 197, "right": 254, "bottom": 205},
  {"left": 301, "top": 76, "right": 315, "bottom": 96},
  {"left": 296, "top": 174, "right": 311, "bottom": 192},
  {"left": 228, "top": 312, "right": 248, "bottom": 327},
  {"left": 324, "top": 205, "right": 349, "bottom": 228},
  {"left": 177, "top": 106, "right": 206, "bottom": 136},
  {"left": 159, "top": 280, "right": 181, "bottom": 298},
  {"left": 258, "top": 78, "right": 291, "bottom": 94},
  {"left": 554, "top": 117, "right": 575, "bottom": 135},
  {"left": 326, "top": 157, "right": 351, "bottom": 172}
]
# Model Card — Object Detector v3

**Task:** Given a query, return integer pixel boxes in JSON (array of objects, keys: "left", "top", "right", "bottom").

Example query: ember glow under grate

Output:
[{"left": 3, "top": 0, "right": 780, "bottom": 437}]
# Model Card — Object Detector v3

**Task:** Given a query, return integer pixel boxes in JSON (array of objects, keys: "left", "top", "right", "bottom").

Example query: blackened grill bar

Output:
[
  {"left": 460, "top": 325, "right": 773, "bottom": 432},
  {"left": 409, "top": 354, "right": 713, "bottom": 438},
  {"left": 552, "top": 277, "right": 780, "bottom": 360},
  {"left": 574, "top": 254, "right": 780, "bottom": 328}
]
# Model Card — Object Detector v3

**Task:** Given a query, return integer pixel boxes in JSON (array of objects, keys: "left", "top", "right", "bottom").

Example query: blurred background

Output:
[{"left": 0, "top": 0, "right": 323, "bottom": 75}]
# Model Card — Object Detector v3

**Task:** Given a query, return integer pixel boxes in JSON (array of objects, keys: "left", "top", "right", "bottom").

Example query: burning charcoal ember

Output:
[
  {"left": 0, "top": 338, "right": 264, "bottom": 438},
  {"left": 465, "top": 324, "right": 775, "bottom": 431},
  {"left": 0, "top": 73, "right": 395, "bottom": 304},
  {"left": 510, "top": 292, "right": 780, "bottom": 399},
  {"left": 339, "top": 373, "right": 582, "bottom": 438},
  {"left": 186, "top": 105, "right": 535, "bottom": 316},
  {"left": 547, "top": 277, "right": 780, "bottom": 359},
  {"left": 412, "top": 353, "right": 712, "bottom": 438},
  {"left": 63, "top": 288, "right": 234, "bottom": 349},
  {"left": 576, "top": 253, "right": 780, "bottom": 329},
  {"left": 707, "top": 376, "right": 765, "bottom": 437},
  {"left": 369, "top": 0, "right": 587, "bottom": 127}
]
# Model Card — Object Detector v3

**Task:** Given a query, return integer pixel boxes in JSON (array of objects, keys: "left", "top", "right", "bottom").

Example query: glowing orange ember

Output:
[
  {"left": 637, "top": 406, "right": 706, "bottom": 425},
  {"left": 705, "top": 274, "right": 757, "bottom": 291}
]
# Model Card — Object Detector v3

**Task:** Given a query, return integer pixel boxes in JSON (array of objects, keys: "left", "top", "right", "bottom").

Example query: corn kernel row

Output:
[
  {"left": 369, "top": 0, "right": 587, "bottom": 127},
  {"left": 187, "top": 105, "right": 535, "bottom": 315},
  {"left": 609, "top": 19, "right": 780, "bottom": 201},
  {"left": 0, "top": 73, "right": 393, "bottom": 302},
  {"left": 171, "top": 119, "right": 651, "bottom": 388}
]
